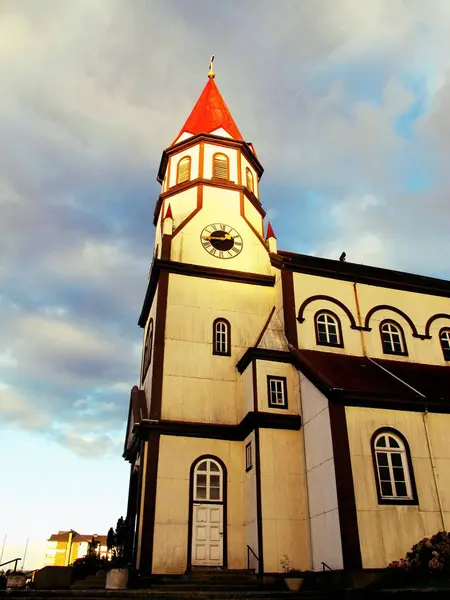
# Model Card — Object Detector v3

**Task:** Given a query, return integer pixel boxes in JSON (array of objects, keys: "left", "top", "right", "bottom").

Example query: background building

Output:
[{"left": 44, "top": 531, "right": 108, "bottom": 566}]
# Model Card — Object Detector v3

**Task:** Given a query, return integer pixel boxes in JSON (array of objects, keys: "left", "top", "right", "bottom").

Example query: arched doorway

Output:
[{"left": 189, "top": 456, "right": 227, "bottom": 567}]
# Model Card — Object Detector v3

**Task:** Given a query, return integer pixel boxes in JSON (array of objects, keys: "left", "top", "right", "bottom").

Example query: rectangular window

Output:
[
  {"left": 245, "top": 442, "right": 253, "bottom": 471},
  {"left": 267, "top": 376, "right": 288, "bottom": 409}
]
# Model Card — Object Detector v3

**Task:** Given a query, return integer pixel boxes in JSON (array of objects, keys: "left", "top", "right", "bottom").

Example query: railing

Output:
[
  {"left": 0, "top": 558, "right": 22, "bottom": 572},
  {"left": 321, "top": 561, "right": 333, "bottom": 571},
  {"left": 246, "top": 545, "right": 260, "bottom": 573}
]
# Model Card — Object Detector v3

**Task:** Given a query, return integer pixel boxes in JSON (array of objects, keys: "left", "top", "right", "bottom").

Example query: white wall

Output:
[{"left": 300, "top": 375, "right": 343, "bottom": 570}]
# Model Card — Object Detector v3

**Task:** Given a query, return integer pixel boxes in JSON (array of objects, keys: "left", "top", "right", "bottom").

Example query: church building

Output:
[{"left": 123, "top": 65, "right": 450, "bottom": 576}]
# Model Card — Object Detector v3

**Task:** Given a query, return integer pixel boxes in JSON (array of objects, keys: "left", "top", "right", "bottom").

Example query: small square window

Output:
[
  {"left": 267, "top": 376, "right": 288, "bottom": 409},
  {"left": 245, "top": 442, "right": 253, "bottom": 472}
]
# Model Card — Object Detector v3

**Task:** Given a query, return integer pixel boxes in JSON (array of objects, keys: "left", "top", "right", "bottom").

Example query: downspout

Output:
[
  {"left": 367, "top": 357, "right": 446, "bottom": 531},
  {"left": 353, "top": 281, "right": 366, "bottom": 356}
]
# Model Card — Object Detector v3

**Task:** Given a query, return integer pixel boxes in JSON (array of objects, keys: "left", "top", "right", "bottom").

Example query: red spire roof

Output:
[
  {"left": 266, "top": 222, "right": 277, "bottom": 240},
  {"left": 173, "top": 77, "right": 243, "bottom": 144}
]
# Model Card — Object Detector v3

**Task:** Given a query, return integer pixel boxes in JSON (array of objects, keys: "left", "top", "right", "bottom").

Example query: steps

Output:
[
  {"left": 135, "top": 568, "right": 263, "bottom": 592},
  {"left": 71, "top": 571, "right": 107, "bottom": 590},
  {"left": 0, "top": 568, "right": 329, "bottom": 599},
  {"left": 0, "top": 591, "right": 328, "bottom": 599}
]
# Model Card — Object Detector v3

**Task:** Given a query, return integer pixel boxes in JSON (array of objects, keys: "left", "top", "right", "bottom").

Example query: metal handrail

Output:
[
  {"left": 246, "top": 545, "right": 259, "bottom": 572},
  {"left": 321, "top": 561, "right": 333, "bottom": 571},
  {"left": 0, "top": 558, "right": 22, "bottom": 572}
]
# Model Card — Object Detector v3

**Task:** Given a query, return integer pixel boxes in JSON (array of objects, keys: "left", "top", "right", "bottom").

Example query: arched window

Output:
[
  {"left": 315, "top": 311, "right": 343, "bottom": 347},
  {"left": 380, "top": 320, "right": 407, "bottom": 355},
  {"left": 176, "top": 156, "right": 191, "bottom": 184},
  {"left": 246, "top": 167, "right": 254, "bottom": 193},
  {"left": 142, "top": 318, "right": 154, "bottom": 382},
  {"left": 440, "top": 328, "right": 450, "bottom": 361},
  {"left": 371, "top": 429, "right": 417, "bottom": 504},
  {"left": 213, "top": 153, "right": 229, "bottom": 180},
  {"left": 193, "top": 458, "right": 223, "bottom": 501},
  {"left": 213, "top": 318, "right": 231, "bottom": 356}
]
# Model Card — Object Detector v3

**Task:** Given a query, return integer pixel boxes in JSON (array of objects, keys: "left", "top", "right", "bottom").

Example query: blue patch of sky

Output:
[
  {"left": 394, "top": 73, "right": 429, "bottom": 139},
  {"left": 263, "top": 182, "right": 335, "bottom": 253},
  {"left": 394, "top": 74, "right": 433, "bottom": 193}
]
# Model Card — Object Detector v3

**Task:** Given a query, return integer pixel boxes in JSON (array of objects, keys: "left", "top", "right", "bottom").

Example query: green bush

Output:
[{"left": 388, "top": 531, "right": 450, "bottom": 577}]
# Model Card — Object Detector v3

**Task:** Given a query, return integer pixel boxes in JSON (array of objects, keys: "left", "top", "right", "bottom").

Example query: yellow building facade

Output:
[
  {"left": 123, "top": 72, "right": 450, "bottom": 576},
  {"left": 44, "top": 531, "right": 108, "bottom": 566}
]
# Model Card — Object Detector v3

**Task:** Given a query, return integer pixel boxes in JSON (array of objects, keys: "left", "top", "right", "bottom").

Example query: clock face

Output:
[{"left": 200, "top": 223, "right": 243, "bottom": 259}]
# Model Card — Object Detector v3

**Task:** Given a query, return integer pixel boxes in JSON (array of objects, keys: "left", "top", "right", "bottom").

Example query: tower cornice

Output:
[
  {"left": 153, "top": 177, "right": 266, "bottom": 226},
  {"left": 139, "top": 259, "right": 275, "bottom": 328},
  {"left": 157, "top": 132, "right": 264, "bottom": 184}
]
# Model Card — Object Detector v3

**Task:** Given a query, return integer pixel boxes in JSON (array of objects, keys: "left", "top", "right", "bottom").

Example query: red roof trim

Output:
[{"left": 289, "top": 346, "right": 450, "bottom": 407}]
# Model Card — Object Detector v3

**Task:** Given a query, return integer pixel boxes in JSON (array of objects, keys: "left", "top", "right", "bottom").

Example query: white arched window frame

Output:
[
  {"left": 380, "top": 320, "right": 407, "bottom": 355},
  {"left": 315, "top": 311, "right": 342, "bottom": 347},
  {"left": 213, "top": 318, "right": 231, "bottom": 356},
  {"left": 440, "top": 328, "right": 450, "bottom": 361},
  {"left": 193, "top": 458, "right": 223, "bottom": 502},
  {"left": 176, "top": 156, "right": 191, "bottom": 184},
  {"left": 373, "top": 431, "right": 413, "bottom": 501}
]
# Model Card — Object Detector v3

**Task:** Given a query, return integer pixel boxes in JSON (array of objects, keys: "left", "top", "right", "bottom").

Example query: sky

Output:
[{"left": 1, "top": 0, "right": 450, "bottom": 570}]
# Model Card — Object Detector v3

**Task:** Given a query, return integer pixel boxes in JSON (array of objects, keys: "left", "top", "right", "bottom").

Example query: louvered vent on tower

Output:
[{"left": 213, "top": 153, "right": 229, "bottom": 180}]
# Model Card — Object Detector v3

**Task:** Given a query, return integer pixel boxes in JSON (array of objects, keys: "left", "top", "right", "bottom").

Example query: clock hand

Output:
[{"left": 204, "top": 233, "right": 233, "bottom": 241}]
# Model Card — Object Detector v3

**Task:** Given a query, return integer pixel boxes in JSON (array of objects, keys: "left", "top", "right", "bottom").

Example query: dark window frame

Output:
[
  {"left": 439, "top": 327, "right": 450, "bottom": 361},
  {"left": 379, "top": 319, "right": 408, "bottom": 356},
  {"left": 267, "top": 375, "right": 288, "bottom": 409},
  {"left": 212, "top": 318, "right": 231, "bottom": 356},
  {"left": 141, "top": 318, "right": 154, "bottom": 383},
  {"left": 245, "top": 442, "right": 253, "bottom": 472},
  {"left": 314, "top": 309, "right": 344, "bottom": 348},
  {"left": 212, "top": 152, "right": 230, "bottom": 181},
  {"left": 370, "top": 427, "right": 418, "bottom": 506}
]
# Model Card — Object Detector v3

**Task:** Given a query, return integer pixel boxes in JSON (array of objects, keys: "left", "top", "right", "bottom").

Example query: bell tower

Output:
[
  {"left": 152, "top": 63, "right": 272, "bottom": 275},
  {"left": 124, "top": 63, "right": 300, "bottom": 578}
]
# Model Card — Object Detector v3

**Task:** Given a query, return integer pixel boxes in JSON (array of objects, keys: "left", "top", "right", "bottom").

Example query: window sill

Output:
[
  {"left": 316, "top": 341, "right": 345, "bottom": 349},
  {"left": 377, "top": 497, "right": 418, "bottom": 506}
]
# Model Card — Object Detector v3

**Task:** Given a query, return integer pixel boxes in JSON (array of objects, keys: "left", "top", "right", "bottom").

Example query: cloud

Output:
[
  {"left": 1, "top": 0, "right": 450, "bottom": 456},
  {"left": 0, "top": 382, "right": 52, "bottom": 429}
]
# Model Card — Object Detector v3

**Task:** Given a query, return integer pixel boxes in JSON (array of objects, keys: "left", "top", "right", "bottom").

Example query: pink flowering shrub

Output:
[{"left": 388, "top": 531, "right": 450, "bottom": 577}]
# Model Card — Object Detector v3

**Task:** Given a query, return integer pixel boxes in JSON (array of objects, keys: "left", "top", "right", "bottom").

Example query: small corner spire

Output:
[
  {"left": 165, "top": 203, "right": 173, "bottom": 220},
  {"left": 266, "top": 222, "right": 277, "bottom": 240},
  {"left": 208, "top": 55, "right": 215, "bottom": 79}
]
